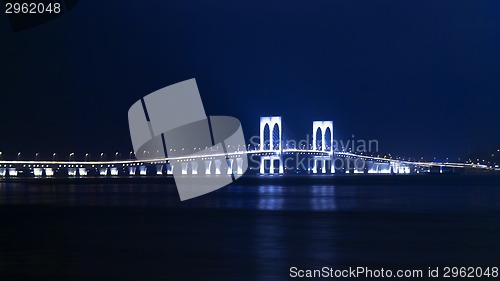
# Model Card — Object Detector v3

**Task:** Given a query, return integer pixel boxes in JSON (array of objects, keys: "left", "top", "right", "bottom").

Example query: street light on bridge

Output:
[
  {"left": 17, "top": 152, "right": 21, "bottom": 161},
  {"left": 85, "top": 153, "right": 89, "bottom": 162},
  {"left": 53, "top": 153, "right": 57, "bottom": 161},
  {"left": 35, "top": 152, "right": 39, "bottom": 161},
  {"left": 69, "top": 153, "right": 75, "bottom": 161}
]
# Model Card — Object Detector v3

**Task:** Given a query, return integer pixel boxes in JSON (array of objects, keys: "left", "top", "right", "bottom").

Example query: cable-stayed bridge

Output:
[{"left": 0, "top": 116, "right": 489, "bottom": 178}]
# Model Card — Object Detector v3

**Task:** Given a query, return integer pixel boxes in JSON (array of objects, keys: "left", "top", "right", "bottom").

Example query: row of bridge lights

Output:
[
  {"left": 0, "top": 150, "right": 458, "bottom": 163},
  {"left": 1, "top": 148, "right": 496, "bottom": 166},
  {"left": 1, "top": 150, "right": 398, "bottom": 161},
  {"left": 0, "top": 150, "right": 440, "bottom": 162},
  {"left": 0, "top": 152, "right": 120, "bottom": 161},
  {"left": 0, "top": 146, "right": 249, "bottom": 162}
]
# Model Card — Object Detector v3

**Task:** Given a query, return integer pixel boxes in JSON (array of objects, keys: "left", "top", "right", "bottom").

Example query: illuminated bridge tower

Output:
[
  {"left": 259, "top": 116, "right": 284, "bottom": 174},
  {"left": 311, "top": 121, "right": 334, "bottom": 174}
]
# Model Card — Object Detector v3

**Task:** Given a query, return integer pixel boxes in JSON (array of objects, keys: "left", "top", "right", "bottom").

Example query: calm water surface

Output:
[{"left": 0, "top": 176, "right": 499, "bottom": 280}]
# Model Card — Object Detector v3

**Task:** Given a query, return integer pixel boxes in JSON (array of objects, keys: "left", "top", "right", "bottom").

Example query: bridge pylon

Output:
[
  {"left": 311, "top": 121, "right": 334, "bottom": 174},
  {"left": 259, "top": 116, "right": 284, "bottom": 174}
]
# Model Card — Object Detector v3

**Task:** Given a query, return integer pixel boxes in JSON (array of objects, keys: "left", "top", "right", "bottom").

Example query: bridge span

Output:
[
  {"left": 0, "top": 149, "right": 488, "bottom": 178},
  {"left": 0, "top": 116, "right": 489, "bottom": 178}
]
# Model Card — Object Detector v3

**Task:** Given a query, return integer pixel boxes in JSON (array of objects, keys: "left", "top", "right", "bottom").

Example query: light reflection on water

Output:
[
  {"left": 257, "top": 185, "right": 284, "bottom": 210},
  {"left": 0, "top": 181, "right": 500, "bottom": 213},
  {"left": 0, "top": 182, "right": 340, "bottom": 212},
  {"left": 310, "top": 185, "right": 336, "bottom": 211},
  {"left": 1, "top": 180, "right": 500, "bottom": 280}
]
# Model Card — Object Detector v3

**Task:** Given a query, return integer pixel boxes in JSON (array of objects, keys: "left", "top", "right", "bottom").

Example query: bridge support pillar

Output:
[
  {"left": 312, "top": 160, "right": 318, "bottom": 174},
  {"left": 312, "top": 157, "right": 328, "bottom": 174},
  {"left": 0, "top": 168, "right": 5, "bottom": 177},
  {"left": 8, "top": 168, "right": 17, "bottom": 177},
  {"left": 68, "top": 168, "right": 77, "bottom": 176},
  {"left": 191, "top": 162, "right": 198, "bottom": 175},
  {"left": 78, "top": 168, "right": 88, "bottom": 176},
  {"left": 260, "top": 156, "right": 283, "bottom": 174},
  {"left": 227, "top": 159, "right": 234, "bottom": 175},
  {"left": 270, "top": 158, "right": 283, "bottom": 174},
  {"left": 375, "top": 163, "right": 391, "bottom": 174},
  {"left": 99, "top": 168, "right": 108, "bottom": 176},
  {"left": 181, "top": 163, "right": 189, "bottom": 175},
  {"left": 236, "top": 158, "right": 244, "bottom": 174},
  {"left": 167, "top": 164, "right": 174, "bottom": 175},
  {"left": 45, "top": 168, "right": 54, "bottom": 177},
  {"left": 214, "top": 159, "right": 222, "bottom": 175},
  {"left": 33, "top": 168, "right": 43, "bottom": 177},
  {"left": 128, "top": 167, "right": 136, "bottom": 175},
  {"left": 204, "top": 161, "right": 212, "bottom": 175},
  {"left": 156, "top": 164, "right": 163, "bottom": 175},
  {"left": 110, "top": 167, "right": 119, "bottom": 176},
  {"left": 366, "top": 161, "right": 373, "bottom": 173},
  {"left": 139, "top": 166, "right": 147, "bottom": 175}
]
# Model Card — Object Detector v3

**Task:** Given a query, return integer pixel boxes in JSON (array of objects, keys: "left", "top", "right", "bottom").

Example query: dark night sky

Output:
[{"left": 0, "top": 0, "right": 499, "bottom": 161}]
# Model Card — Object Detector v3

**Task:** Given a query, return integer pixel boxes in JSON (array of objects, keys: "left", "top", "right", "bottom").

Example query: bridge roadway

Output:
[{"left": 0, "top": 149, "right": 489, "bottom": 177}]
